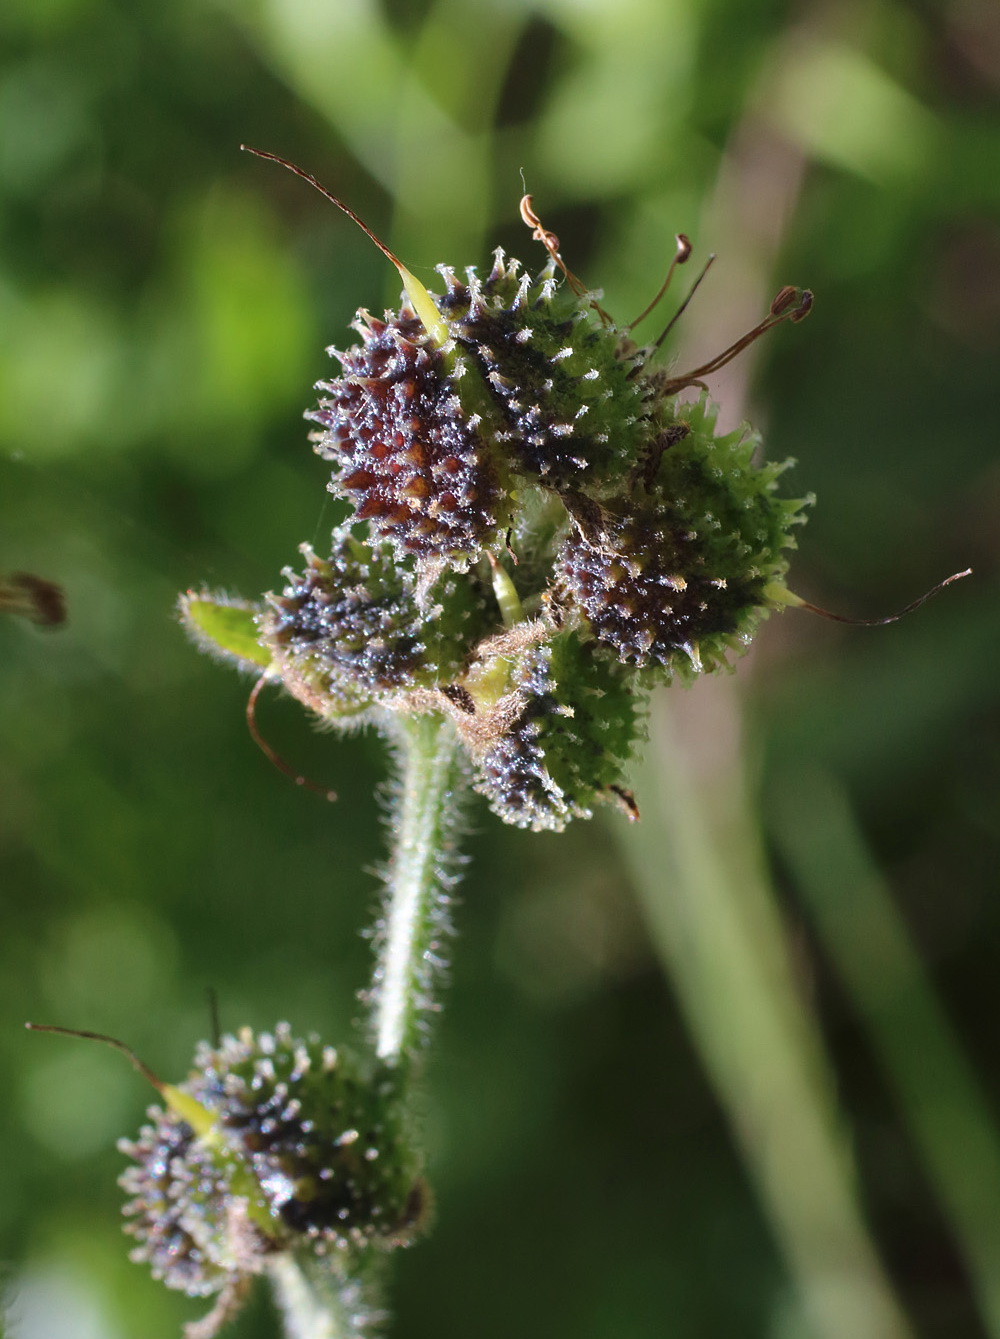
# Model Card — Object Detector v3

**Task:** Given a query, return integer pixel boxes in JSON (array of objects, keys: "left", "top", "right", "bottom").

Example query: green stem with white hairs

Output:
[
  {"left": 270, "top": 711, "right": 467, "bottom": 1339},
  {"left": 371, "top": 710, "right": 469, "bottom": 1064},
  {"left": 269, "top": 1253, "right": 386, "bottom": 1339},
  {"left": 269, "top": 1258, "right": 344, "bottom": 1339}
]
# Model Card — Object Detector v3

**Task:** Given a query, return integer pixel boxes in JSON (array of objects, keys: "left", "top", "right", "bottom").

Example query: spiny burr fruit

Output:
[
  {"left": 258, "top": 525, "right": 490, "bottom": 722},
  {"left": 120, "top": 1024, "right": 425, "bottom": 1338},
  {"left": 459, "top": 629, "right": 646, "bottom": 831},
  {"left": 308, "top": 309, "right": 508, "bottom": 562},
  {"left": 554, "top": 398, "right": 809, "bottom": 675},
  {"left": 26, "top": 1021, "right": 425, "bottom": 1339},
  {"left": 306, "top": 246, "right": 659, "bottom": 563},
  {"left": 433, "top": 252, "right": 650, "bottom": 490}
]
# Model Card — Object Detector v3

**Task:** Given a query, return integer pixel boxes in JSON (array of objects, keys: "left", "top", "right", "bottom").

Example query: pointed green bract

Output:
[{"left": 179, "top": 592, "right": 272, "bottom": 672}]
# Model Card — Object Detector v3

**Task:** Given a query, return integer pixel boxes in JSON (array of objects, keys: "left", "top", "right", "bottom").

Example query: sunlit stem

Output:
[
  {"left": 371, "top": 713, "right": 468, "bottom": 1064},
  {"left": 270, "top": 1258, "right": 339, "bottom": 1339},
  {"left": 269, "top": 1253, "right": 382, "bottom": 1339},
  {"left": 773, "top": 771, "right": 1000, "bottom": 1339},
  {"left": 620, "top": 692, "right": 917, "bottom": 1339}
]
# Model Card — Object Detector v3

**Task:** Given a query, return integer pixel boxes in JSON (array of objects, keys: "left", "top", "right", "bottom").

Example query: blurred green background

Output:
[{"left": 2, "top": 0, "right": 999, "bottom": 1336}]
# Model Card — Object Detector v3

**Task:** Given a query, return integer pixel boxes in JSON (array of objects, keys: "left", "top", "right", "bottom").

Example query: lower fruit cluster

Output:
[{"left": 119, "top": 1025, "right": 425, "bottom": 1334}]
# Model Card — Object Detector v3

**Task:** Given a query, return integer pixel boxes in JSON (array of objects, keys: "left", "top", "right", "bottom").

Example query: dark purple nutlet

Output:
[
  {"left": 309, "top": 311, "right": 502, "bottom": 560},
  {"left": 555, "top": 503, "right": 759, "bottom": 670}
]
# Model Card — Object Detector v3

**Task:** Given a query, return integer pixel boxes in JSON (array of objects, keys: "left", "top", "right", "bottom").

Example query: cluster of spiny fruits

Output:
[
  {"left": 28, "top": 171, "right": 815, "bottom": 1339},
  {"left": 183, "top": 159, "right": 812, "bottom": 832}
]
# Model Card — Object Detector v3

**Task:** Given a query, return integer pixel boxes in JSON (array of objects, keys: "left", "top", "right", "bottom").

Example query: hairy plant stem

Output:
[
  {"left": 269, "top": 1257, "right": 345, "bottom": 1339},
  {"left": 269, "top": 1254, "right": 384, "bottom": 1339},
  {"left": 271, "top": 712, "right": 466, "bottom": 1339},
  {"left": 372, "top": 711, "right": 468, "bottom": 1064}
]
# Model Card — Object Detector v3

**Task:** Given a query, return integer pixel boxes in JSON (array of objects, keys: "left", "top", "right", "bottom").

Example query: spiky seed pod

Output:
[
  {"left": 120, "top": 1112, "right": 239, "bottom": 1298},
  {"left": 437, "top": 251, "right": 649, "bottom": 490},
  {"left": 468, "top": 632, "right": 645, "bottom": 832},
  {"left": 309, "top": 309, "right": 506, "bottom": 560},
  {"left": 555, "top": 397, "right": 810, "bottom": 674},
  {"left": 119, "top": 1025, "right": 426, "bottom": 1320},
  {"left": 556, "top": 508, "right": 755, "bottom": 672},
  {"left": 259, "top": 526, "right": 489, "bottom": 721},
  {"left": 192, "top": 1025, "right": 424, "bottom": 1246}
]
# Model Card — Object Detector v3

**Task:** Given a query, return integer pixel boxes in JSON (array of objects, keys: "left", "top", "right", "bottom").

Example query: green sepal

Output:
[{"left": 178, "top": 591, "right": 272, "bottom": 672}]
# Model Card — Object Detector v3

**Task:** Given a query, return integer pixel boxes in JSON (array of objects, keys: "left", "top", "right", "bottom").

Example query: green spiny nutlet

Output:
[
  {"left": 119, "top": 1024, "right": 426, "bottom": 1336},
  {"left": 433, "top": 254, "right": 649, "bottom": 489},
  {"left": 258, "top": 525, "right": 490, "bottom": 722},
  {"left": 554, "top": 398, "right": 807, "bottom": 675},
  {"left": 465, "top": 631, "right": 646, "bottom": 831},
  {"left": 184, "top": 176, "right": 813, "bottom": 830}
]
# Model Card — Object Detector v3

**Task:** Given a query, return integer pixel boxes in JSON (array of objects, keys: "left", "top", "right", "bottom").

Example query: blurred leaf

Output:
[{"left": 769, "top": 39, "right": 941, "bottom": 184}]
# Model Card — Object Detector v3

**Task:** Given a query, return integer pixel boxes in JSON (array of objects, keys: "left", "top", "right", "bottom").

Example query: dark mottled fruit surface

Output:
[{"left": 309, "top": 312, "right": 503, "bottom": 559}]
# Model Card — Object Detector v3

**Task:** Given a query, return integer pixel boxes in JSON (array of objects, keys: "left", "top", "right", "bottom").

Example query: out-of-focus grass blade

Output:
[
  {"left": 771, "top": 767, "right": 1000, "bottom": 1339},
  {"left": 621, "top": 690, "right": 916, "bottom": 1339}
]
